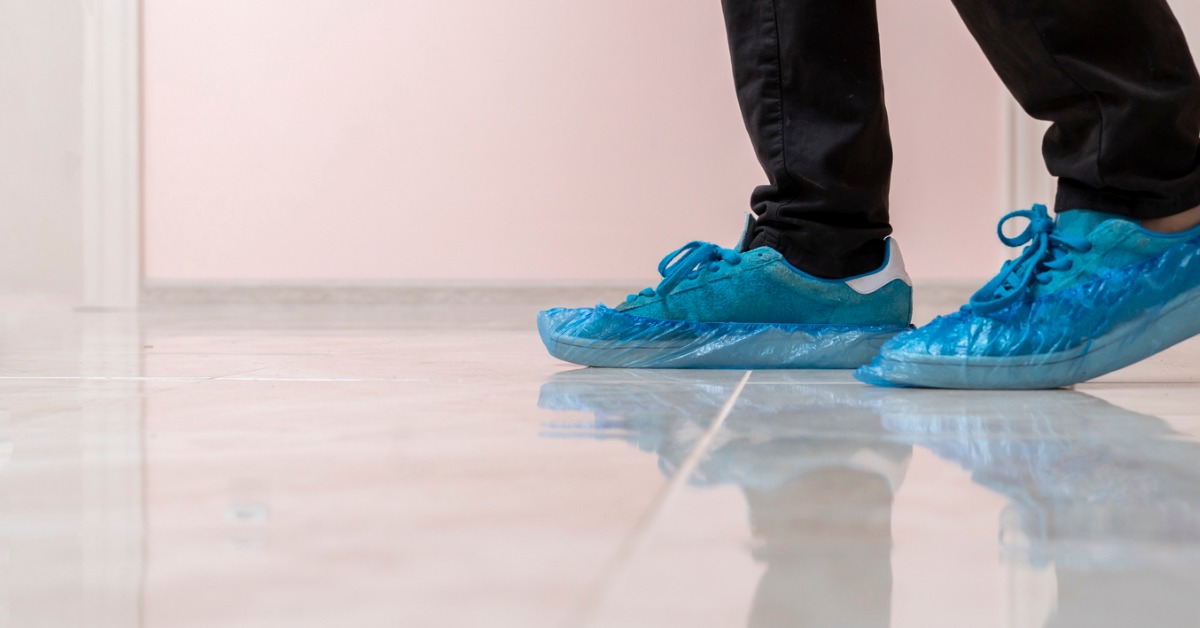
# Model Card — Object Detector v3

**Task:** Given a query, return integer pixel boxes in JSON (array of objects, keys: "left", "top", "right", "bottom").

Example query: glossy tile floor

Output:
[{"left": 7, "top": 288, "right": 1200, "bottom": 627}]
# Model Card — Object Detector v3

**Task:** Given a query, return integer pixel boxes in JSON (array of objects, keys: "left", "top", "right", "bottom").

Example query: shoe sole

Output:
[
  {"left": 855, "top": 283, "right": 1200, "bottom": 389},
  {"left": 539, "top": 307, "right": 912, "bottom": 370}
]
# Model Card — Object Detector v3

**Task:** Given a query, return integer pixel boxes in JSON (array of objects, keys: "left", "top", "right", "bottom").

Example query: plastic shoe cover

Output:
[
  {"left": 538, "top": 305, "right": 910, "bottom": 369},
  {"left": 539, "top": 220, "right": 913, "bottom": 369},
  {"left": 857, "top": 206, "right": 1200, "bottom": 389}
]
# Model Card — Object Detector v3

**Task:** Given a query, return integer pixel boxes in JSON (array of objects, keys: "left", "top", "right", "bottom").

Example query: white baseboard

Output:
[
  {"left": 140, "top": 280, "right": 983, "bottom": 311},
  {"left": 140, "top": 281, "right": 641, "bottom": 307}
]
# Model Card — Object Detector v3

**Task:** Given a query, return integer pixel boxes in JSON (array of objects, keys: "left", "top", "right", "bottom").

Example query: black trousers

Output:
[{"left": 724, "top": 0, "right": 1200, "bottom": 277}]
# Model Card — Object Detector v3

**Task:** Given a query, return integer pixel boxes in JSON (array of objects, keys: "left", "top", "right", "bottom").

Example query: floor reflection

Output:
[
  {"left": 1, "top": 386, "right": 144, "bottom": 628},
  {"left": 539, "top": 370, "right": 1200, "bottom": 627}
]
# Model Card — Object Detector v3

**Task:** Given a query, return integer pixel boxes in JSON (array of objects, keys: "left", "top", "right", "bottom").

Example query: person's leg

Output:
[
  {"left": 537, "top": 0, "right": 915, "bottom": 370},
  {"left": 721, "top": 0, "right": 893, "bottom": 278},
  {"left": 1144, "top": 205, "right": 1200, "bottom": 234},
  {"left": 950, "top": 0, "right": 1200, "bottom": 222},
  {"left": 856, "top": 1, "right": 1200, "bottom": 389}
]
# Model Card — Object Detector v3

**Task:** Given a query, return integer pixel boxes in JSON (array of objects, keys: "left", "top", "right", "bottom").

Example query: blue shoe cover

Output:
[
  {"left": 539, "top": 305, "right": 912, "bottom": 369},
  {"left": 857, "top": 207, "right": 1200, "bottom": 389}
]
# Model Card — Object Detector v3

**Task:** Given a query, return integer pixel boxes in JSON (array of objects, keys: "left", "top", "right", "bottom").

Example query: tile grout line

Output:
[
  {"left": 642, "top": 369, "right": 752, "bottom": 522},
  {"left": 564, "top": 370, "right": 753, "bottom": 628}
]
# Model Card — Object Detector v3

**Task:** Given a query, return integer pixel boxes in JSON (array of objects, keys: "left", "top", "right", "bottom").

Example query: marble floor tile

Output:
[{"left": 2, "top": 294, "right": 1199, "bottom": 627}]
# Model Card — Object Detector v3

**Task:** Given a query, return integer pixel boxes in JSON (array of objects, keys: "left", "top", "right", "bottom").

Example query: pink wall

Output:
[{"left": 144, "top": 1, "right": 1008, "bottom": 284}]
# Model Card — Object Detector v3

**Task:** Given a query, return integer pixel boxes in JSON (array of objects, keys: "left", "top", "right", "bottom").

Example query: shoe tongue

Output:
[
  {"left": 734, "top": 212, "right": 757, "bottom": 252},
  {"left": 1054, "top": 209, "right": 1123, "bottom": 237}
]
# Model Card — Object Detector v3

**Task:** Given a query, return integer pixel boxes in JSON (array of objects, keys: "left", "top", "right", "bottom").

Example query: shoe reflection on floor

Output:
[{"left": 539, "top": 370, "right": 1200, "bottom": 628}]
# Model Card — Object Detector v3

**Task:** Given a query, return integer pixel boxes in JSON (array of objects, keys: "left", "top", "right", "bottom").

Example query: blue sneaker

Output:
[
  {"left": 856, "top": 204, "right": 1200, "bottom": 389},
  {"left": 538, "top": 218, "right": 913, "bottom": 369}
]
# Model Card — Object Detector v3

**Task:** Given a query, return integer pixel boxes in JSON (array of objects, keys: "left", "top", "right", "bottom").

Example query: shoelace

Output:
[
  {"left": 967, "top": 204, "right": 1093, "bottom": 314},
  {"left": 626, "top": 241, "right": 743, "bottom": 304}
]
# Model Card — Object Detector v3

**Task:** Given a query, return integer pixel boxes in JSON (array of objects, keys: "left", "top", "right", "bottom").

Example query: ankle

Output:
[
  {"left": 1141, "top": 205, "right": 1200, "bottom": 234},
  {"left": 775, "top": 239, "right": 887, "bottom": 279}
]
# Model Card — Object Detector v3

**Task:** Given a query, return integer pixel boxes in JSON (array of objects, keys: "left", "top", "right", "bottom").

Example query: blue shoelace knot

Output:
[
  {"left": 967, "top": 204, "right": 1094, "bottom": 314},
  {"left": 626, "top": 241, "right": 743, "bottom": 303}
]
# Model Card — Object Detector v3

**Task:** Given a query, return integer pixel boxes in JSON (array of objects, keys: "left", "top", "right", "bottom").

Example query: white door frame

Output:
[
  {"left": 1004, "top": 101, "right": 1053, "bottom": 214},
  {"left": 82, "top": 0, "right": 141, "bottom": 309}
]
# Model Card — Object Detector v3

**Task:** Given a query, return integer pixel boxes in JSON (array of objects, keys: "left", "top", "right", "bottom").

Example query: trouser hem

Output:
[{"left": 1055, "top": 178, "right": 1200, "bottom": 220}]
